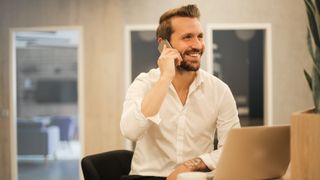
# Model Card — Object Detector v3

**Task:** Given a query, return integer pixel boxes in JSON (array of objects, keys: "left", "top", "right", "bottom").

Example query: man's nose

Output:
[{"left": 191, "top": 38, "right": 203, "bottom": 49}]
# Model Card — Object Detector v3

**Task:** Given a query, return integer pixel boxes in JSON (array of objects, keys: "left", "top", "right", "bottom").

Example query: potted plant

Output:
[{"left": 291, "top": 0, "right": 320, "bottom": 179}]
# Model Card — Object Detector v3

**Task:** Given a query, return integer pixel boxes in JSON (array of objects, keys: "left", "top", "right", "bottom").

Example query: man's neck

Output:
[{"left": 172, "top": 70, "right": 197, "bottom": 91}]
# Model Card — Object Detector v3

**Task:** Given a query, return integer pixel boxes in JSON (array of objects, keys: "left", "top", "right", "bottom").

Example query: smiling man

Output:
[{"left": 120, "top": 4, "right": 240, "bottom": 180}]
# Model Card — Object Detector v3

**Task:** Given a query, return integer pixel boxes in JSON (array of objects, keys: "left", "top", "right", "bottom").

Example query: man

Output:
[{"left": 120, "top": 4, "right": 240, "bottom": 180}]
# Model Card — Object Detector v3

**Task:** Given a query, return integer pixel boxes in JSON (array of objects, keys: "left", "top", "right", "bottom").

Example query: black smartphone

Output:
[{"left": 158, "top": 39, "right": 172, "bottom": 53}]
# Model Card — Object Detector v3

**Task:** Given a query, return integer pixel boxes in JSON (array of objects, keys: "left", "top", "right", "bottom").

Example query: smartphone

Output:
[
  {"left": 158, "top": 39, "right": 172, "bottom": 53},
  {"left": 158, "top": 39, "right": 183, "bottom": 67}
]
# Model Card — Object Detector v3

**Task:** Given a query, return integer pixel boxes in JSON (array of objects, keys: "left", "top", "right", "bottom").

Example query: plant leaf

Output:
[
  {"left": 305, "top": 0, "right": 320, "bottom": 48},
  {"left": 316, "top": 0, "right": 320, "bottom": 13},
  {"left": 305, "top": 0, "right": 316, "bottom": 12},
  {"left": 307, "top": 29, "right": 316, "bottom": 61},
  {"left": 304, "top": 69, "right": 313, "bottom": 90},
  {"left": 312, "top": 66, "right": 320, "bottom": 112},
  {"left": 314, "top": 48, "right": 320, "bottom": 75}
]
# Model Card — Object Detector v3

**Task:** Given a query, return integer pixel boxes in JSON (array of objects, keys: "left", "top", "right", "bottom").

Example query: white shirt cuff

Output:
[{"left": 199, "top": 153, "right": 216, "bottom": 170}]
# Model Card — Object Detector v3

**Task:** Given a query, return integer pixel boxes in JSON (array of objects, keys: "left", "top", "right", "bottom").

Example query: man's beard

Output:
[
  {"left": 177, "top": 60, "right": 200, "bottom": 71},
  {"left": 177, "top": 48, "right": 202, "bottom": 71}
]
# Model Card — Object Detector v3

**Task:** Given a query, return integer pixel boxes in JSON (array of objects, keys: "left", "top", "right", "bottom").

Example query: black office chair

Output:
[{"left": 81, "top": 150, "right": 134, "bottom": 180}]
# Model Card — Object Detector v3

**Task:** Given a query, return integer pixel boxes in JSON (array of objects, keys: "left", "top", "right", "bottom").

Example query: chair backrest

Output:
[{"left": 81, "top": 150, "right": 133, "bottom": 180}]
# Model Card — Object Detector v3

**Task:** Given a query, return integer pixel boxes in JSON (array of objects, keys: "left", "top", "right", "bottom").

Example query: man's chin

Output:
[{"left": 177, "top": 63, "right": 200, "bottom": 72}]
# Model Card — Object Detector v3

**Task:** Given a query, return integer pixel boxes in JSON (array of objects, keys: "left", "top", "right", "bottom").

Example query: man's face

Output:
[{"left": 169, "top": 17, "right": 205, "bottom": 71}]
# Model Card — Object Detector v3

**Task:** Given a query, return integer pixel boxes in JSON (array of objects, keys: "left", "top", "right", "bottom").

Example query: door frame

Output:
[
  {"left": 206, "top": 23, "right": 273, "bottom": 125},
  {"left": 9, "top": 26, "right": 85, "bottom": 180}
]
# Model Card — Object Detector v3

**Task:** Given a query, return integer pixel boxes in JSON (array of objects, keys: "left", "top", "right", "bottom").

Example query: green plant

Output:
[{"left": 304, "top": 0, "right": 320, "bottom": 113}]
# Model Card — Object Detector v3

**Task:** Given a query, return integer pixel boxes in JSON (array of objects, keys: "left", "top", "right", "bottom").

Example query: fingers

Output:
[
  {"left": 163, "top": 44, "right": 167, "bottom": 51},
  {"left": 157, "top": 45, "right": 183, "bottom": 79},
  {"left": 157, "top": 46, "right": 179, "bottom": 79},
  {"left": 160, "top": 47, "right": 181, "bottom": 63},
  {"left": 175, "top": 52, "right": 183, "bottom": 66}
]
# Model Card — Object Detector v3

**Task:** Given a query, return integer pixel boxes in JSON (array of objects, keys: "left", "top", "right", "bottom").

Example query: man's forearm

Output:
[{"left": 141, "top": 76, "right": 172, "bottom": 117}]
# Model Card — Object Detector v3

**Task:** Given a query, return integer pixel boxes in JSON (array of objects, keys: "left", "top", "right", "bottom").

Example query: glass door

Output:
[{"left": 14, "top": 30, "right": 81, "bottom": 180}]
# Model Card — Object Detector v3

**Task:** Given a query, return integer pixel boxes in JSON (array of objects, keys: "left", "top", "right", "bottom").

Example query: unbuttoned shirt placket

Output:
[
  {"left": 176, "top": 109, "right": 186, "bottom": 163},
  {"left": 170, "top": 80, "right": 201, "bottom": 164}
]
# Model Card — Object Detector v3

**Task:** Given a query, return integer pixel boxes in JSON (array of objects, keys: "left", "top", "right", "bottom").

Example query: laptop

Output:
[{"left": 213, "top": 125, "right": 290, "bottom": 180}]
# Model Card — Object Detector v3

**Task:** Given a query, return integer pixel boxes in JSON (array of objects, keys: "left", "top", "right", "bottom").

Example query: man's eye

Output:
[{"left": 183, "top": 36, "right": 192, "bottom": 40}]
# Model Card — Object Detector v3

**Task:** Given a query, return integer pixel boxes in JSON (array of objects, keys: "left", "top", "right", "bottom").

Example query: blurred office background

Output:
[{"left": 0, "top": 0, "right": 312, "bottom": 179}]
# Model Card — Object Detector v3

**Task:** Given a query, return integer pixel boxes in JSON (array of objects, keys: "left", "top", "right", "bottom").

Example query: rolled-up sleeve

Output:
[{"left": 120, "top": 73, "right": 162, "bottom": 141}]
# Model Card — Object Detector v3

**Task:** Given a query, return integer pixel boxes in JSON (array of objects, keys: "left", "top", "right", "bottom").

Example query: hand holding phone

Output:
[
  {"left": 158, "top": 39, "right": 182, "bottom": 67},
  {"left": 158, "top": 39, "right": 172, "bottom": 53},
  {"left": 157, "top": 39, "right": 182, "bottom": 79}
]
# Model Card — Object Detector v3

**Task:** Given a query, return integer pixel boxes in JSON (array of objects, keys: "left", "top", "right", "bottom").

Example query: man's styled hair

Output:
[{"left": 156, "top": 4, "right": 200, "bottom": 41}]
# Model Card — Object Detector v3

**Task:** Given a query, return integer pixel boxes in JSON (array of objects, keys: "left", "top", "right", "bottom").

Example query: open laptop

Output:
[{"left": 213, "top": 125, "right": 290, "bottom": 180}]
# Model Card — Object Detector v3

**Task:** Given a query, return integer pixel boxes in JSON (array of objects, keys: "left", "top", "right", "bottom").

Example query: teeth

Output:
[{"left": 189, "top": 53, "right": 200, "bottom": 57}]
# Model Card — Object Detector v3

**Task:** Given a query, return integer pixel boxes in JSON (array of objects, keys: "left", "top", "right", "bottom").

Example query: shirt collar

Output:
[
  {"left": 188, "top": 69, "right": 204, "bottom": 94},
  {"left": 193, "top": 69, "right": 204, "bottom": 88}
]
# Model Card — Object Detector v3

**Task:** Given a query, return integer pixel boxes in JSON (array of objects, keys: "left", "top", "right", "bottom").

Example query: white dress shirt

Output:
[{"left": 120, "top": 68, "right": 240, "bottom": 177}]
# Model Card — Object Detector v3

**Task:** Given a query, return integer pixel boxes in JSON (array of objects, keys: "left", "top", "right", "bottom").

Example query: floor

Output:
[
  {"left": 18, "top": 160, "right": 79, "bottom": 180},
  {"left": 18, "top": 141, "right": 81, "bottom": 180}
]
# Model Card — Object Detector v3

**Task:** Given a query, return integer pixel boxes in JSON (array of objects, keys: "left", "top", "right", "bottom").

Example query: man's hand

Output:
[
  {"left": 141, "top": 44, "right": 182, "bottom": 118},
  {"left": 158, "top": 44, "right": 182, "bottom": 80},
  {"left": 166, "top": 163, "right": 191, "bottom": 180},
  {"left": 166, "top": 158, "right": 210, "bottom": 180}
]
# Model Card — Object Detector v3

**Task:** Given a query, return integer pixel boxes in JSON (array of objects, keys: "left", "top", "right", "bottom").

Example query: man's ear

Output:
[{"left": 157, "top": 38, "right": 163, "bottom": 44}]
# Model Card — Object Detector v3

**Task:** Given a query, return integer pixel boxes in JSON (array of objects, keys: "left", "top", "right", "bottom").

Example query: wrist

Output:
[
  {"left": 183, "top": 158, "right": 202, "bottom": 171},
  {"left": 183, "top": 158, "right": 209, "bottom": 172},
  {"left": 159, "top": 74, "right": 173, "bottom": 83}
]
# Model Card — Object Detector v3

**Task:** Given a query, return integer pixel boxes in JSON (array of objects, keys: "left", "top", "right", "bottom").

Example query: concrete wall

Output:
[{"left": 0, "top": 0, "right": 312, "bottom": 179}]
